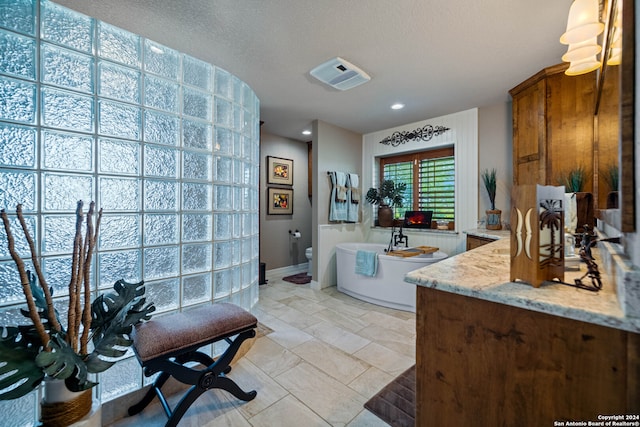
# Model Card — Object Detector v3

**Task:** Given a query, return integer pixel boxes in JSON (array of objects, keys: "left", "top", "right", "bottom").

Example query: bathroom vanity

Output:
[{"left": 405, "top": 237, "right": 640, "bottom": 426}]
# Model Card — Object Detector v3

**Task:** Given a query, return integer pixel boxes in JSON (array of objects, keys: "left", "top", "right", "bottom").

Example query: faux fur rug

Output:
[
  {"left": 282, "top": 272, "right": 311, "bottom": 285},
  {"left": 364, "top": 365, "right": 415, "bottom": 427}
]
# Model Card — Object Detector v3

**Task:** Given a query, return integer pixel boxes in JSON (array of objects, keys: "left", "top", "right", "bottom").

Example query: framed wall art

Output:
[
  {"left": 267, "top": 156, "right": 293, "bottom": 186},
  {"left": 268, "top": 187, "right": 293, "bottom": 215}
]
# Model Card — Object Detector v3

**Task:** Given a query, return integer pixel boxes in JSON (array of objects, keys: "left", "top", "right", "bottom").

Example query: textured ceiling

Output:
[{"left": 54, "top": 0, "right": 572, "bottom": 141}]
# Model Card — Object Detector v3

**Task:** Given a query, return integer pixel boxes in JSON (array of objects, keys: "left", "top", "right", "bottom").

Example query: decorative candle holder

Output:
[{"left": 510, "top": 185, "right": 565, "bottom": 287}]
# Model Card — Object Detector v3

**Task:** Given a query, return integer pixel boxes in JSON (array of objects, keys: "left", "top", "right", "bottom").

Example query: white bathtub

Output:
[{"left": 335, "top": 242, "right": 448, "bottom": 312}]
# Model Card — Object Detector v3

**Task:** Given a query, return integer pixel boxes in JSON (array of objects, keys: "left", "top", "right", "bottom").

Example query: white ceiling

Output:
[{"left": 54, "top": 0, "right": 572, "bottom": 142}]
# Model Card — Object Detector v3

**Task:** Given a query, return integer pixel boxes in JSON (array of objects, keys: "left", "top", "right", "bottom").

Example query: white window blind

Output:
[
  {"left": 382, "top": 160, "right": 413, "bottom": 219},
  {"left": 418, "top": 156, "right": 455, "bottom": 221}
]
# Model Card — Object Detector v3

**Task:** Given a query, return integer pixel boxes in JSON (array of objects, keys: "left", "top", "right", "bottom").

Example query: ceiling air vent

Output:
[{"left": 309, "top": 57, "right": 371, "bottom": 91}]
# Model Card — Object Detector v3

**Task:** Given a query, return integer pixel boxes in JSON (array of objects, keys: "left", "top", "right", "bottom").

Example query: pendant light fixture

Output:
[{"left": 560, "top": 0, "right": 605, "bottom": 75}]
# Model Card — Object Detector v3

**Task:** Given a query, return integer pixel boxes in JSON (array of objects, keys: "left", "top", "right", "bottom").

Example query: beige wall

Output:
[
  {"left": 478, "top": 102, "right": 513, "bottom": 227},
  {"left": 312, "top": 120, "right": 364, "bottom": 288},
  {"left": 259, "top": 131, "right": 312, "bottom": 271}
]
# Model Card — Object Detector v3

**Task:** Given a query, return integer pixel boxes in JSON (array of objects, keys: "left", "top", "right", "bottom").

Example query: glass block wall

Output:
[{"left": 0, "top": 0, "right": 260, "bottom": 420}]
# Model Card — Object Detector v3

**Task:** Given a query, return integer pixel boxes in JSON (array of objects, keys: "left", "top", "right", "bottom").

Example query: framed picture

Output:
[
  {"left": 267, "top": 156, "right": 293, "bottom": 186},
  {"left": 268, "top": 187, "right": 293, "bottom": 215}
]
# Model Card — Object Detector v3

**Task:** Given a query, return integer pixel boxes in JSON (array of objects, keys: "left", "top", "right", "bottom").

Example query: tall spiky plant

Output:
[
  {"left": 603, "top": 164, "right": 619, "bottom": 192},
  {"left": 481, "top": 168, "right": 497, "bottom": 210},
  {"left": 558, "top": 166, "right": 587, "bottom": 193}
]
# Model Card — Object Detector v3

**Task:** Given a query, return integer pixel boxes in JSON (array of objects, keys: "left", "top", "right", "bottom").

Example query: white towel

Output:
[{"left": 329, "top": 172, "right": 348, "bottom": 222}]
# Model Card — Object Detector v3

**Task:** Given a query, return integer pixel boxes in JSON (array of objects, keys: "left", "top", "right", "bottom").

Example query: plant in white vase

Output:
[{"left": 0, "top": 201, "right": 154, "bottom": 424}]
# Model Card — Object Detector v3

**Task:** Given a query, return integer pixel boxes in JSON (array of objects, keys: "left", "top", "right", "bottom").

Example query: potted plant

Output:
[
  {"left": 481, "top": 168, "right": 502, "bottom": 230},
  {"left": 0, "top": 201, "right": 155, "bottom": 425},
  {"left": 366, "top": 179, "right": 406, "bottom": 227},
  {"left": 558, "top": 165, "right": 587, "bottom": 193}
]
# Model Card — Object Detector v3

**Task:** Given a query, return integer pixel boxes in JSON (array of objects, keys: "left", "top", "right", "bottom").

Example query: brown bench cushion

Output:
[{"left": 133, "top": 303, "right": 257, "bottom": 363}]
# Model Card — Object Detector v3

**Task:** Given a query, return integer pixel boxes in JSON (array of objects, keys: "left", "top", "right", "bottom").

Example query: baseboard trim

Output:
[{"left": 265, "top": 263, "right": 307, "bottom": 280}]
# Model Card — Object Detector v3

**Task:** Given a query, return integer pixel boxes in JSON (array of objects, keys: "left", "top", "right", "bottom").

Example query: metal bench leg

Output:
[
  {"left": 165, "top": 385, "right": 206, "bottom": 427},
  {"left": 129, "top": 327, "right": 258, "bottom": 426},
  {"left": 128, "top": 371, "right": 171, "bottom": 416}
]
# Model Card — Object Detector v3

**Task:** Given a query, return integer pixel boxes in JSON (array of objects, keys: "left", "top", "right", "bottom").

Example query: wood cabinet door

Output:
[
  {"left": 546, "top": 71, "right": 596, "bottom": 189},
  {"left": 512, "top": 79, "right": 546, "bottom": 186}
]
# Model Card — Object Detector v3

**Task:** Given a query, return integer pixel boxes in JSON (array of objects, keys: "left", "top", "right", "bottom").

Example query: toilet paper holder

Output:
[{"left": 289, "top": 229, "right": 301, "bottom": 238}]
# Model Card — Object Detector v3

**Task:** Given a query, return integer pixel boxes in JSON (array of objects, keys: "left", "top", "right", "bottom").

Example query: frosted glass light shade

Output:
[
  {"left": 565, "top": 55, "right": 601, "bottom": 75},
  {"left": 560, "top": 0, "right": 604, "bottom": 45},
  {"left": 561, "top": 37, "right": 601, "bottom": 62},
  {"left": 607, "top": 7, "right": 623, "bottom": 66}
]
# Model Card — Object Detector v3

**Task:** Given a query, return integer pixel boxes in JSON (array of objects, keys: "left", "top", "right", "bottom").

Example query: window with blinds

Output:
[
  {"left": 380, "top": 147, "right": 455, "bottom": 224},
  {"left": 418, "top": 156, "right": 455, "bottom": 221},
  {"left": 382, "top": 160, "right": 413, "bottom": 220}
]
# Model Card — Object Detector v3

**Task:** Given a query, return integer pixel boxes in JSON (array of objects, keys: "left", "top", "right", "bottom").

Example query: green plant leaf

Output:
[
  {"left": 558, "top": 166, "right": 586, "bottom": 192},
  {"left": 365, "top": 187, "right": 382, "bottom": 205},
  {"left": 0, "top": 326, "right": 44, "bottom": 400},
  {"left": 35, "top": 332, "right": 95, "bottom": 392},
  {"left": 481, "top": 169, "right": 497, "bottom": 210},
  {"left": 86, "top": 280, "right": 154, "bottom": 373}
]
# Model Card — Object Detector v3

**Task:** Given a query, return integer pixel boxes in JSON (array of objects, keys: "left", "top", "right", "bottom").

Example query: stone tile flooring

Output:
[{"left": 108, "top": 275, "right": 416, "bottom": 427}]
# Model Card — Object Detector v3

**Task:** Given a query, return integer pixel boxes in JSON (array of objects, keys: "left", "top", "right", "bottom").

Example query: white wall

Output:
[
  {"left": 260, "top": 131, "right": 312, "bottom": 270},
  {"left": 362, "top": 108, "right": 479, "bottom": 255},
  {"left": 312, "top": 120, "right": 364, "bottom": 289},
  {"left": 478, "top": 102, "right": 513, "bottom": 226}
]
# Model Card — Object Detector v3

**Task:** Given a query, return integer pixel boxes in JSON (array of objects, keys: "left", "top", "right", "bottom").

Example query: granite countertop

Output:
[
  {"left": 404, "top": 236, "right": 640, "bottom": 334},
  {"left": 463, "top": 228, "right": 512, "bottom": 240}
]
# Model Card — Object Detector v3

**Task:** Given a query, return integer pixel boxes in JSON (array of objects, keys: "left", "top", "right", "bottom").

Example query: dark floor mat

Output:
[{"left": 364, "top": 365, "right": 415, "bottom": 427}]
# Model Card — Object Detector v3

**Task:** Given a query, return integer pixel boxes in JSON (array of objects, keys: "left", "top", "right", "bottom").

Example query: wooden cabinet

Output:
[
  {"left": 465, "top": 235, "right": 494, "bottom": 251},
  {"left": 510, "top": 63, "right": 596, "bottom": 190},
  {"left": 416, "top": 287, "right": 640, "bottom": 426}
]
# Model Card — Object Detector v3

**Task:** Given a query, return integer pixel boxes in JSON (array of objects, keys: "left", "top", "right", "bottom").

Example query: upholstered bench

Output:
[{"left": 127, "top": 303, "right": 258, "bottom": 427}]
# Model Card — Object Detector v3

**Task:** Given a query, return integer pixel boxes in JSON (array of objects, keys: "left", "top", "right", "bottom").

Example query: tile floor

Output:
[{"left": 107, "top": 273, "right": 416, "bottom": 426}]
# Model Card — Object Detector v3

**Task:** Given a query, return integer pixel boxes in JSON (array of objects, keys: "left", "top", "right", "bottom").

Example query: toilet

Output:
[{"left": 305, "top": 247, "right": 313, "bottom": 276}]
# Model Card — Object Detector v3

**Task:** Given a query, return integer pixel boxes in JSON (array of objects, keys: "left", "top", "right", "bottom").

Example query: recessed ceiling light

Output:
[
  {"left": 302, "top": 130, "right": 312, "bottom": 135},
  {"left": 391, "top": 103, "right": 405, "bottom": 110}
]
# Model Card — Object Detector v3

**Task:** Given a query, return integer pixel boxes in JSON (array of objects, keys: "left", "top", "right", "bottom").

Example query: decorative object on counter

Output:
[
  {"left": 378, "top": 124, "right": 450, "bottom": 147},
  {"left": 603, "top": 163, "right": 619, "bottom": 208},
  {"left": 267, "top": 187, "right": 293, "bottom": 215},
  {"left": 510, "top": 185, "right": 565, "bottom": 287},
  {"left": 266, "top": 156, "right": 293, "bottom": 186},
  {"left": 366, "top": 179, "right": 406, "bottom": 227},
  {"left": 481, "top": 168, "right": 502, "bottom": 230},
  {"left": 553, "top": 225, "right": 622, "bottom": 292},
  {"left": 0, "top": 201, "right": 155, "bottom": 426}
]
